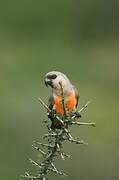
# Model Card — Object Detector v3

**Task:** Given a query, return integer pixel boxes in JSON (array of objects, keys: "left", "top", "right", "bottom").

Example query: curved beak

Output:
[{"left": 44, "top": 78, "right": 53, "bottom": 87}]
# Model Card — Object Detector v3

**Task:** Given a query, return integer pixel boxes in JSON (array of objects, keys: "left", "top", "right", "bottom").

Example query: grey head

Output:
[{"left": 44, "top": 71, "right": 73, "bottom": 95}]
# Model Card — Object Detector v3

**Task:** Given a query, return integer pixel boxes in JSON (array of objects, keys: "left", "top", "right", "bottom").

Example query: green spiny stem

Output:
[
  {"left": 22, "top": 87, "right": 95, "bottom": 180},
  {"left": 59, "top": 82, "right": 67, "bottom": 118}
]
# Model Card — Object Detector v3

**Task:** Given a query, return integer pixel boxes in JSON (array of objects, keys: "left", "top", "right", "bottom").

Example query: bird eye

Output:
[{"left": 47, "top": 74, "right": 57, "bottom": 79}]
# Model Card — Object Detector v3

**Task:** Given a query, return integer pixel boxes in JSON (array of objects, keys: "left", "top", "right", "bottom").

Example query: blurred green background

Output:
[{"left": 0, "top": 0, "right": 119, "bottom": 179}]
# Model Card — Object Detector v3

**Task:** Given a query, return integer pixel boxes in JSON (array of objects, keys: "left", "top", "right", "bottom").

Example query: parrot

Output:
[{"left": 44, "top": 71, "right": 80, "bottom": 129}]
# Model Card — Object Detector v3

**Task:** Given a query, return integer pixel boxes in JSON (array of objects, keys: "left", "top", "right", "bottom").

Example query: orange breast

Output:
[{"left": 53, "top": 92, "right": 77, "bottom": 115}]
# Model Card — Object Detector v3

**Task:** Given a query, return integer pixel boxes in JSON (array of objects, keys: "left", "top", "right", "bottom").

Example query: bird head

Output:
[{"left": 44, "top": 71, "right": 71, "bottom": 92}]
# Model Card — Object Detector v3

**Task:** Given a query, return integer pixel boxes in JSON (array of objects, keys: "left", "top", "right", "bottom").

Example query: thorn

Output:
[
  {"left": 38, "top": 97, "right": 51, "bottom": 112},
  {"left": 60, "top": 153, "right": 65, "bottom": 160},
  {"left": 72, "top": 121, "right": 96, "bottom": 127},
  {"left": 32, "top": 145, "right": 46, "bottom": 156}
]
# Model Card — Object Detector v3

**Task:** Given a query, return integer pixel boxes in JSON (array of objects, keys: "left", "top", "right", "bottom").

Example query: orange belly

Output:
[{"left": 53, "top": 93, "right": 77, "bottom": 115}]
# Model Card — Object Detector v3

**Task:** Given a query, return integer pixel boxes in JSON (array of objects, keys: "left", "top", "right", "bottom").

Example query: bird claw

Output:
[
  {"left": 47, "top": 110, "right": 56, "bottom": 120},
  {"left": 73, "top": 111, "right": 82, "bottom": 119}
]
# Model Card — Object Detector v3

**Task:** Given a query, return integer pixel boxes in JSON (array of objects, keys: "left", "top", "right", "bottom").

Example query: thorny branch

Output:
[{"left": 22, "top": 83, "right": 96, "bottom": 180}]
